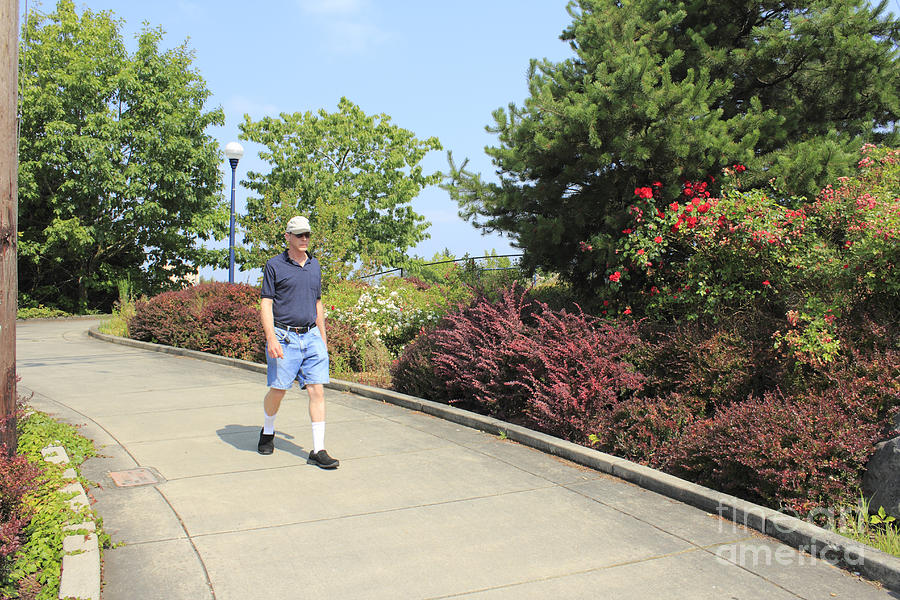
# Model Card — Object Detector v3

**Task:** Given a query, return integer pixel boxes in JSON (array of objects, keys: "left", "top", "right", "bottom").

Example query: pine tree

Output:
[{"left": 445, "top": 0, "right": 900, "bottom": 292}]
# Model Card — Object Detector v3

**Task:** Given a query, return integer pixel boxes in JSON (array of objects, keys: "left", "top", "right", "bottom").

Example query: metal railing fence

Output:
[{"left": 359, "top": 254, "right": 524, "bottom": 281}]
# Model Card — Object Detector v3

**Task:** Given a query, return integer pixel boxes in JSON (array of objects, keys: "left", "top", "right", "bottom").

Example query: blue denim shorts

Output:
[{"left": 266, "top": 326, "right": 330, "bottom": 390}]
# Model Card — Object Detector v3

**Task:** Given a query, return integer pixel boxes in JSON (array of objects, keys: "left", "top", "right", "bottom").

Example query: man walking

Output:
[{"left": 257, "top": 215, "right": 339, "bottom": 469}]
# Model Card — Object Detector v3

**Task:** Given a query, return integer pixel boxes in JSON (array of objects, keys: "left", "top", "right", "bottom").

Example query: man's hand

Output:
[
  {"left": 260, "top": 298, "right": 282, "bottom": 359},
  {"left": 267, "top": 337, "right": 284, "bottom": 359}
]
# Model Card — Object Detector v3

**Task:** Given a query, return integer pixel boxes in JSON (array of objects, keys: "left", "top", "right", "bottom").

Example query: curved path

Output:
[{"left": 15, "top": 319, "right": 899, "bottom": 600}]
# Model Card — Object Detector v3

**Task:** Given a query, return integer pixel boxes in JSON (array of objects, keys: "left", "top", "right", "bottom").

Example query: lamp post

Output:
[{"left": 224, "top": 142, "right": 244, "bottom": 284}]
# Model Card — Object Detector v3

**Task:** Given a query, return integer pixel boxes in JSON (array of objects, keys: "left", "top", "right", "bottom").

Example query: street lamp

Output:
[{"left": 224, "top": 142, "right": 244, "bottom": 283}]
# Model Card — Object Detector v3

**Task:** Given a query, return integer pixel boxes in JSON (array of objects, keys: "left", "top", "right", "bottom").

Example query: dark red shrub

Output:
[
  {"left": 390, "top": 328, "right": 451, "bottom": 404},
  {"left": 519, "top": 307, "right": 647, "bottom": 444},
  {"left": 0, "top": 445, "right": 43, "bottom": 576},
  {"left": 129, "top": 283, "right": 264, "bottom": 361},
  {"left": 403, "top": 276, "right": 432, "bottom": 291},
  {"left": 826, "top": 315, "right": 899, "bottom": 429},
  {"left": 662, "top": 391, "right": 881, "bottom": 514},
  {"left": 128, "top": 289, "right": 205, "bottom": 348},
  {"left": 637, "top": 320, "right": 779, "bottom": 409},
  {"left": 193, "top": 282, "right": 260, "bottom": 307},
  {"left": 199, "top": 296, "right": 265, "bottom": 362},
  {"left": 429, "top": 286, "right": 537, "bottom": 419},
  {"left": 802, "top": 345, "right": 900, "bottom": 443},
  {"left": 603, "top": 392, "right": 707, "bottom": 467}
]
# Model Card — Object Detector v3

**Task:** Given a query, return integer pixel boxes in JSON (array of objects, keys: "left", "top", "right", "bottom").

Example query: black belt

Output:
[{"left": 274, "top": 321, "right": 315, "bottom": 334}]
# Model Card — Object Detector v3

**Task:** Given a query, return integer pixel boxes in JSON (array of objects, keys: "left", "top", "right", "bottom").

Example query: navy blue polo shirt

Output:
[{"left": 260, "top": 251, "right": 322, "bottom": 327}]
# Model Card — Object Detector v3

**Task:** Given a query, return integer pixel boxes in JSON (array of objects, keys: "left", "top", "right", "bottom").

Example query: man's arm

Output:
[
  {"left": 315, "top": 299, "right": 327, "bottom": 350},
  {"left": 260, "top": 297, "right": 283, "bottom": 359}
]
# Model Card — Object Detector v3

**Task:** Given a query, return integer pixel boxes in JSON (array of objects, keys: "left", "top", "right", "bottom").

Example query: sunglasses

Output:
[{"left": 289, "top": 232, "right": 311, "bottom": 239}]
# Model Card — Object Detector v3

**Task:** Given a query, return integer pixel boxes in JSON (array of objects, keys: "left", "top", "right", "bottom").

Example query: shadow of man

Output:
[{"left": 216, "top": 424, "right": 308, "bottom": 458}]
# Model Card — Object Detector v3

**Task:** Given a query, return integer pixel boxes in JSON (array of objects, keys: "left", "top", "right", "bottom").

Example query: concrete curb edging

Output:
[
  {"left": 87, "top": 327, "right": 900, "bottom": 592},
  {"left": 40, "top": 445, "right": 101, "bottom": 600}
]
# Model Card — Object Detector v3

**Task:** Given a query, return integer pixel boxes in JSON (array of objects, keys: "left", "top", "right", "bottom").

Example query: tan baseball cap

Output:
[{"left": 285, "top": 216, "right": 311, "bottom": 234}]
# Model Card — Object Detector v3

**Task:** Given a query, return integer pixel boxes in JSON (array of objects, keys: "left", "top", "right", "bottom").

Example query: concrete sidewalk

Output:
[{"left": 15, "top": 319, "right": 900, "bottom": 600}]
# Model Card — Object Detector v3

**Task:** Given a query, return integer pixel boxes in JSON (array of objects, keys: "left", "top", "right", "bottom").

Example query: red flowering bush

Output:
[
  {"left": 590, "top": 145, "right": 899, "bottom": 366},
  {"left": 610, "top": 177, "right": 814, "bottom": 320},
  {"left": 810, "top": 145, "right": 900, "bottom": 301},
  {"left": 129, "top": 283, "right": 263, "bottom": 361}
]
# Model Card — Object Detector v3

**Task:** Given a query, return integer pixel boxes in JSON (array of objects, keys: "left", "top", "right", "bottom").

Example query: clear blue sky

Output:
[{"left": 22, "top": 0, "right": 577, "bottom": 282}]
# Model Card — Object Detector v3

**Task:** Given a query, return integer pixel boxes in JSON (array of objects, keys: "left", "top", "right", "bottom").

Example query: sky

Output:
[{"left": 20, "top": 0, "right": 578, "bottom": 283}]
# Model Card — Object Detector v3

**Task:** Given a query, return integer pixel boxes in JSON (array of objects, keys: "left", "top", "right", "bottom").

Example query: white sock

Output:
[
  {"left": 311, "top": 421, "right": 325, "bottom": 452},
  {"left": 263, "top": 412, "right": 276, "bottom": 435}
]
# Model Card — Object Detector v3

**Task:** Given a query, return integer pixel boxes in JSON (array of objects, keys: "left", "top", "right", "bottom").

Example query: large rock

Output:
[{"left": 862, "top": 435, "right": 900, "bottom": 519}]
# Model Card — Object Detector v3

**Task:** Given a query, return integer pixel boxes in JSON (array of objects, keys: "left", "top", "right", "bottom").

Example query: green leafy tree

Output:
[
  {"left": 445, "top": 0, "right": 900, "bottom": 293},
  {"left": 18, "top": 0, "right": 226, "bottom": 312},
  {"left": 237, "top": 97, "right": 442, "bottom": 275},
  {"left": 312, "top": 194, "right": 355, "bottom": 293}
]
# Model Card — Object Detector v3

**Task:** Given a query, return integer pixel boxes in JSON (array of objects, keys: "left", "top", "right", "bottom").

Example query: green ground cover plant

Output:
[{"left": 0, "top": 398, "right": 104, "bottom": 599}]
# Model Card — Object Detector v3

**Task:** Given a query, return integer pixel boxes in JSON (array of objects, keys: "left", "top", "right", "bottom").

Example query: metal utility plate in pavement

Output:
[{"left": 108, "top": 468, "right": 160, "bottom": 488}]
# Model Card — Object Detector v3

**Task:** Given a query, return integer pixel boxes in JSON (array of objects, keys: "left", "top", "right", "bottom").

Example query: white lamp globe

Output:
[{"left": 225, "top": 142, "right": 244, "bottom": 161}]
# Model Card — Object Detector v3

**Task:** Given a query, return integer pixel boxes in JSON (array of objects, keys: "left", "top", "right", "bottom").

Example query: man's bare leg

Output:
[
  {"left": 264, "top": 388, "right": 287, "bottom": 419},
  {"left": 307, "top": 383, "right": 325, "bottom": 423}
]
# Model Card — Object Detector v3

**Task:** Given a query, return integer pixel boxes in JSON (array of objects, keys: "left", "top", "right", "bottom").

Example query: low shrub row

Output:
[
  {"left": 123, "top": 273, "right": 492, "bottom": 382},
  {"left": 128, "top": 283, "right": 265, "bottom": 363},
  {"left": 391, "top": 285, "right": 900, "bottom": 516}
]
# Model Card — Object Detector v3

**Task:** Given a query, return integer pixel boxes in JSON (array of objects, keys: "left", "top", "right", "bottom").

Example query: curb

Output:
[
  {"left": 87, "top": 327, "right": 900, "bottom": 592},
  {"left": 40, "top": 445, "right": 101, "bottom": 600}
]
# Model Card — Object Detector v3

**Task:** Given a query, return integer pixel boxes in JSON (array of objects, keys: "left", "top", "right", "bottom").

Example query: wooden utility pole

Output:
[{"left": 0, "top": 0, "right": 18, "bottom": 454}]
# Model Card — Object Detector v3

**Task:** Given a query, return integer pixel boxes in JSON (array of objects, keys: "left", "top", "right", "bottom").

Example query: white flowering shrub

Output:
[{"left": 326, "top": 284, "right": 441, "bottom": 355}]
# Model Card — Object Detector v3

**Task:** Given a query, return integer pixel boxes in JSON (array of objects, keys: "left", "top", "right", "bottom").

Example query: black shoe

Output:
[
  {"left": 307, "top": 449, "right": 339, "bottom": 469},
  {"left": 258, "top": 429, "right": 274, "bottom": 455}
]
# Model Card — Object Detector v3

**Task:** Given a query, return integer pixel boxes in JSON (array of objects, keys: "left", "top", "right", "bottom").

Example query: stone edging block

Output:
[
  {"left": 41, "top": 445, "right": 100, "bottom": 600},
  {"left": 87, "top": 326, "right": 900, "bottom": 592}
]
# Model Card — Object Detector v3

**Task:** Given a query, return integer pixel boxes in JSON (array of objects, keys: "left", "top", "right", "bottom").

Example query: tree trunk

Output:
[{"left": 0, "top": 0, "right": 19, "bottom": 455}]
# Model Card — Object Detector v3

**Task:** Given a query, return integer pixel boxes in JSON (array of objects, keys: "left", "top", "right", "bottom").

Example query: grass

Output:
[
  {"left": 834, "top": 495, "right": 900, "bottom": 559},
  {"left": 98, "top": 278, "right": 136, "bottom": 337}
]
